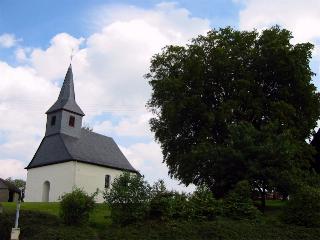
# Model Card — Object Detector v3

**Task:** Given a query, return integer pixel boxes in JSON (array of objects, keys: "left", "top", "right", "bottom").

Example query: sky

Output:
[{"left": 1, "top": 0, "right": 320, "bottom": 192}]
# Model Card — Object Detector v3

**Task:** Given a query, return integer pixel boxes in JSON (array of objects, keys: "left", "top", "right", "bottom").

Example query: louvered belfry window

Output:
[
  {"left": 69, "top": 116, "right": 75, "bottom": 127},
  {"left": 51, "top": 116, "right": 56, "bottom": 126}
]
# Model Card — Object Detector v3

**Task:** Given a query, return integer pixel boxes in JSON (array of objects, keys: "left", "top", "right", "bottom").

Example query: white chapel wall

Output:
[
  {"left": 25, "top": 162, "right": 75, "bottom": 202},
  {"left": 74, "top": 162, "right": 124, "bottom": 203}
]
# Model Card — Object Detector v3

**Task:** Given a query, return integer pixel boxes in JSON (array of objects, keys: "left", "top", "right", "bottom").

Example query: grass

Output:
[
  {"left": 265, "top": 200, "right": 285, "bottom": 207},
  {"left": 1, "top": 202, "right": 60, "bottom": 216},
  {"left": 1, "top": 200, "right": 319, "bottom": 240},
  {"left": 1, "top": 201, "right": 110, "bottom": 227}
]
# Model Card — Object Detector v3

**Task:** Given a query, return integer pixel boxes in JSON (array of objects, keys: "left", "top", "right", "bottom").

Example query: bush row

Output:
[{"left": 104, "top": 173, "right": 260, "bottom": 225}]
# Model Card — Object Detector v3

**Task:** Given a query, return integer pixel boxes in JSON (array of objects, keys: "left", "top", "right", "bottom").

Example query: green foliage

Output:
[
  {"left": 149, "top": 180, "right": 172, "bottom": 220},
  {"left": 2, "top": 210, "right": 97, "bottom": 240},
  {"left": 100, "top": 219, "right": 320, "bottom": 240},
  {"left": 169, "top": 192, "right": 190, "bottom": 220},
  {"left": 149, "top": 181, "right": 221, "bottom": 221},
  {"left": 149, "top": 180, "right": 190, "bottom": 221},
  {"left": 188, "top": 185, "right": 222, "bottom": 220},
  {"left": 149, "top": 191, "right": 190, "bottom": 221},
  {"left": 0, "top": 212, "right": 11, "bottom": 240},
  {"left": 147, "top": 26, "right": 320, "bottom": 199},
  {"left": 1, "top": 200, "right": 320, "bottom": 240},
  {"left": 104, "top": 172, "right": 151, "bottom": 225},
  {"left": 59, "top": 188, "right": 96, "bottom": 225},
  {"left": 5, "top": 177, "right": 26, "bottom": 189},
  {"left": 282, "top": 185, "right": 320, "bottom": 227},
  {"left": 223, "top": 181, "right": 260, "bottom": 220}
]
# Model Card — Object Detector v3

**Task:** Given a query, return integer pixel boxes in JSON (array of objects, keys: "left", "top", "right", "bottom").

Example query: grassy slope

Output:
[
  {"left": 2, "top": 202, "right": 60, "bottom": 215},
  {"left": 1, "top": 201, "right": 319, "bottom": 240},
  {"left": 1, "top": 202, "right": 110, "bottom": 227}
]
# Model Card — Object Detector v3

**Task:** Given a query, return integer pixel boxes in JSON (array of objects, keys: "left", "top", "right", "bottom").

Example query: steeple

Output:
[
  {"left": 46, "top": 64, "right": 84, "bottom": 116},
  {"left": 45, "top": 65, "right": 84, "bottom": 138}
]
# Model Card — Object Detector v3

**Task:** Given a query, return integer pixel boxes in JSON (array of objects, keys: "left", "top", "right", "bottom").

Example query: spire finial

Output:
[{"left": 70, "top": 48, "right": 74, "bottom": 64}]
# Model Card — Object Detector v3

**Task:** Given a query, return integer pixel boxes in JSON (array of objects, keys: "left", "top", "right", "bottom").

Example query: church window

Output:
[
  {"left": 69, "top": 116, "right": 75, "bottom": 127},
  {"left": 51, "top": 116, "right": 56, "bottom": 126},
  {"left": 105, "top": 175, "right": 110, "bottom": 188}
]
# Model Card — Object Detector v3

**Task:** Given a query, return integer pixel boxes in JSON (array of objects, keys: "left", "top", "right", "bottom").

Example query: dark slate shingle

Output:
[
  {"left": 26, "top": 129, "right": 138, "bottom": 173},
  {"left": 46, "top": 65, "right": 84, "bottom": 116}
]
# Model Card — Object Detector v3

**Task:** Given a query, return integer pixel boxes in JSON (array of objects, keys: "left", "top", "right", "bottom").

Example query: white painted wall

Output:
[
  {"left": 75, "top": 162, "right": 124, "bottom": 203},
  {"left": 25, "top": 161, "right": 125, "bottom": 203},
  {"left": 25, "top": 162, "right": 75, "bottom": 202}
]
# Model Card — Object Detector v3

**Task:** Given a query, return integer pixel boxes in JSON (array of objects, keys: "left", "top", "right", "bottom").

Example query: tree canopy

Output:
[{"left": 147, "top": 26, "right": 320, "bottom": 205}]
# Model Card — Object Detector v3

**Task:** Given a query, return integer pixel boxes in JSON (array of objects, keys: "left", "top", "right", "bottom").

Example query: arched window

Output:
[
  {"left": 105, "top": 175, "right": 110, "bottom": 188},
  {"left": 42, "top": 181, "right": 50, "bottom": 202}
]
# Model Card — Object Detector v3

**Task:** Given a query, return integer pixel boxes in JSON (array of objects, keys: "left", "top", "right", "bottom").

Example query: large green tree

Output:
[{"left": 147, "top": 27, "right": 320, "bottom": 207}]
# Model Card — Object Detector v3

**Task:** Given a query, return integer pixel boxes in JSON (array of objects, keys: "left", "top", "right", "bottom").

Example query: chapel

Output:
[{"left": 25, "top": 65, "right": 138, "bottom": 203}]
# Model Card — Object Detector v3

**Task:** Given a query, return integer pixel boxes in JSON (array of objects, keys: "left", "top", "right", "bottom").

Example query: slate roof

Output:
[
  {"left": 46, "top": 65, "right": 85, "bottom": 116},
  {"left": 26, "top": 129, "right": 138, "bottom": 173}
]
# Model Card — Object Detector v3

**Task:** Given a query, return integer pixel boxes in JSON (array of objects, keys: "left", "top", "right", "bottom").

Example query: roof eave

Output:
[
  {"left": 45, "top": 107, "right": 85, "bottom": 116},
  {"left": 25, "top": 159, "right": 139, "bottom": 173}
]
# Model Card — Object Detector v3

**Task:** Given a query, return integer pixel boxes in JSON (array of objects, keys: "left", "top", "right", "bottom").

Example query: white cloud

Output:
[
  {"left": 30, "top": 33, "right": 85, "bottom": 81},
  {"left": 94, "top": 112, "right": 152, "bottom": 138},
  {"left": 0, "top": 33, "right": 19, "bottom": 48},
  {"left": 120, "top": 142, "right": 195, "bottom": 192},
  {"left": 0, "top": 3, "right": 209, "bottom": 192},
  {"left": 237, "top": 0, "right": 320, "bottom": 89},
  {"left": 0, "top": 61, "right": 58, "bottom": 163},
  {"left": 78, "top": 2, "right": 210, "bottom": 115},
  {"left": 15, "top": 48, "right": 28, "bottom": 62},
  {"left": 0, "top": 159, "right": 26, "bottom": 179},
  {"left": 238, "top": 0, "right": 320, "bottom": 43}
]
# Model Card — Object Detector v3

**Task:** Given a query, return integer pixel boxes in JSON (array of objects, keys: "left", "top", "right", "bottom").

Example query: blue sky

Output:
[
  {"left": 0, "top": 0, "right": 320, "bottom": 192},
  {"left": 0, "top": 0, "right": 239, "bottom": 48}
]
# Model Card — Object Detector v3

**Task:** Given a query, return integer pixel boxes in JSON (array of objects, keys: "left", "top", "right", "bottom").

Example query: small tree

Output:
[
  {"left": 282, "top": 185, "right": 320, "bottom": 227},
  {"left": 104, "top": 172, "right": 151, "bottom": 225},
  {"left": 149, "top": 180, "right": 171, "bottom": 220},
  {"left": 59, "top": 188, "right": 96, "bottom": 225},
  {"left": 189, "top": 185, "right": 222, "bottom": 220},
  {"left": 223, "top": 181, "right": 260, "bottom": 220}
]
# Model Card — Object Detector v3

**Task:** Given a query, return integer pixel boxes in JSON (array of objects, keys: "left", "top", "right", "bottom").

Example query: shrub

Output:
[
  {"left": 150, "top": 191, "right": 190, "bottom": 221},
  {"left": 189, "top": 185, "right": 222, "bottom": 220},
  {"left": 282, "top": 185, "right": 320, "bottom": 227},
  {"left": 149, "top": 180, "right": 171, "bottom": 220},
  {"left": 223, "top": 180, "right": 260, "bottom": 220},
  {"left": 0, "top": 212, "right": 11, "bottom": 240},
  {"left": 104, "top": 172, "right": 151, "bottom": 225},
  {"left": 59, "top": 188, "right": 96, "bottom": 225},
  {"left": 169, "top": 191, "right": 190, "bottom": 220}
]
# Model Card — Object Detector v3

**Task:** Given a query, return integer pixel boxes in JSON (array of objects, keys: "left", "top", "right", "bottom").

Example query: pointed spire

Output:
[
  {"left": 46, "top": 64, "right": 85, "bottom": 116},
  {"left": 58, "top": 64, "right": 75, "bottom": 101}
]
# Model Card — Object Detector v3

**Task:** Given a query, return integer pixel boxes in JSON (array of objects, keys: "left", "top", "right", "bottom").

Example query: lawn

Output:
[
  {"left": 1, "top": 202, "right": 60, "bottom": 216},
  {"left": 1, "top": 202, "right": 110, "bottom": 227},
  {"left": 1, "top": 200, "right": 319, "bottom": 240}
]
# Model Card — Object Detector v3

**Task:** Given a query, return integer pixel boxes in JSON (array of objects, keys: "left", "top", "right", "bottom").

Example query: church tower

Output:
[{"left": 45, "top": 64, "right": 84, "bottom": 138}]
